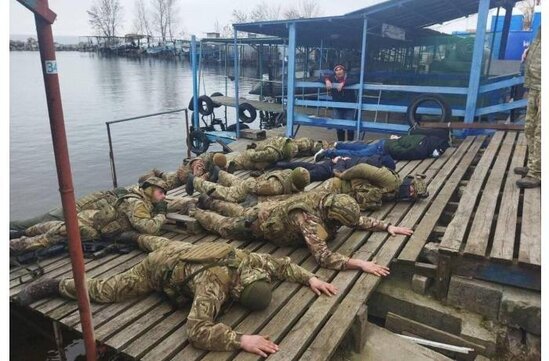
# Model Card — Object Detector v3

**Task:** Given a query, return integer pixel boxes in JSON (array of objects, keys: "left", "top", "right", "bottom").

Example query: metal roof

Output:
[{"left": 233, "top": 0, "right": 520, "bottom": 47}]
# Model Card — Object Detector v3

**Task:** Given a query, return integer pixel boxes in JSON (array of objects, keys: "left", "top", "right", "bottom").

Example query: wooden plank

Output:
[
  {"left": 399, "top": 135, "right": 491, "bottom": 263},
  {"left": 519, "top": 187, "right": 541, "bottom": 267},
  {"left": 464, "top": 132, "right": 517, "bottom": 257},
  {"left": 439, "top": 132, "right": 505, "bottom": 254},
  {"left": 298, "top": 137, "right": 483, "bottom": 361},
  {"left": 490, "top": 133, "right": 527, "bottom": 262},
  {"left": 384, "top": 312, "right": 486, "bottom": 354}
]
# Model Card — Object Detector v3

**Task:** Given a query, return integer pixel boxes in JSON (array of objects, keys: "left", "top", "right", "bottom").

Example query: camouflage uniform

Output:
[
  {"left": 524, "top": 30, "right": 541, "bottom": 180},
  {"left": 58, "top": 235, "right": 314, "bottom": 351},
  {"left": 193, "top": 191, "right": 390, "bottom": 270},
  {"left": 10, "top": 186, "right": 166, "bottom": 254},
  {"left": 193, "top": 169, "right": 303, "bottom": 203},
  {"left": 322, "top": 163, "right": 402, "bottom": 210},
  {"left": 226, "top": 137, "right": 325, "bottom": 171}
]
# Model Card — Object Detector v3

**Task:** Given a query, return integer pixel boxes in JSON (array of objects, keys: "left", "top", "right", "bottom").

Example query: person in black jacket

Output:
[
  {"left": 323, "top": 64, "right": 359, "bottom": 141},
  {"left": 272, "top": 154, "right": 396, "bottom": 182}
]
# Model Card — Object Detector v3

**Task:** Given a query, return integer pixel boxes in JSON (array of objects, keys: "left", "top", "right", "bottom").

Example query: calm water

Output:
[{"left": 10, "top": 51, "right": 258, "bottom": 220}]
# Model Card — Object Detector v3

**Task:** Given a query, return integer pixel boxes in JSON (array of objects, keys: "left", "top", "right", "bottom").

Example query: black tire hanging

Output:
[
  {"left": 406, "top": 94, "right": 452, "bottom": 128},
  {"left": 210, "top": 92, "right": 224, "bottom": 108},
  {"left": 188, "top": 130, "right": 210, "bottom": 155},
  {"left": 238, "top": 103, "right": 257, "bottom": 123},
  {"left": 188, "top": 95, "right": 214, "bottom": 116},
  {"left": 226, "top": 123, "right": 250, "bottom": 132}
]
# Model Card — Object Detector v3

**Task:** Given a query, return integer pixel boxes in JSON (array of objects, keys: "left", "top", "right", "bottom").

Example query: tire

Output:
[
  {"left": 210, "top": 92, "right": 224, "bottom": 108},
  {"left": 188, "top": 130, "right": 210, "bottom": 155},
  {"left": 188, "top": 95, "right": 214, "bottom": 116},
  {"left": 226, "top": 123, "right": 250, "bottom": 132},
  {"left": 406, "top": 94, "right": 452, "bottom": 128},
  {"left": 238, "top": 103, "right": 257, "bottom": 123}
]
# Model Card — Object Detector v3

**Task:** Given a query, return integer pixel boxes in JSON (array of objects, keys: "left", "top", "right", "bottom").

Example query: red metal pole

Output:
[{"left": 31, "top": 1, "right": 97, "bottom": 359}]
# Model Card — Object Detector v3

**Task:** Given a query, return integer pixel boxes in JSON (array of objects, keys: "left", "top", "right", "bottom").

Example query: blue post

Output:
[
  {"left": 233, "top": 28, "right": 240, "bottom": 138},
  {"left": 464, "top": 0, "right": 490, "bottom": 124},
  {"left": 499, "top": 5, "right": 513, "bottom": 59},
  {"left": 191, "top": 35, "right": 199, "bottom": 130},
  {"left": 356, "top": 17, "right": 368, "bottom": 140},
  {"left": 317, "top": 39, "right": 323, "bottom": 116},
  {"left": 286, "top": 22, "right": 297, "bottom": 138},
  {"left": 281, "top": 43, "right": 286, "bottom": 111}
]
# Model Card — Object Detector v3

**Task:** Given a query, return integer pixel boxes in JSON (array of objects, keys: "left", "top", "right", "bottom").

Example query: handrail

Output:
[{"left": 106, "top": 108, "right": 189, "bottom": 188}]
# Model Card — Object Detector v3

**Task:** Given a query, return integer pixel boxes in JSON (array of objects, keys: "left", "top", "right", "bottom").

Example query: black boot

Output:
[
  {"left": 227, "top": 161, "right": 237, "bottom": 174},
  {"left": 246, "top": 143, "right": 257, "bottom": 150},
  {"left": 197, "top": 194, "right": 214, "bottom": 210},
  {"left": 15, "top": 279, "right": 61, "bottom": 306},
  {"left": 209, "top": 166, "right": 221, "bottom": 183},
  {"left": 117, "top": 231, "right": 140, "bottom": 244},
  {"left": 186, "top": 175, "right": 195, "bottom": 195},
  {"left": 10, "top": 230, "right": 25, "bottom": 240}
]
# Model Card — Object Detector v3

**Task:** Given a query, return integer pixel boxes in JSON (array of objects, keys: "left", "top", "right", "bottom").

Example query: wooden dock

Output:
[{"left": 9, "top": 130, "right": 539, "bottom": 360}]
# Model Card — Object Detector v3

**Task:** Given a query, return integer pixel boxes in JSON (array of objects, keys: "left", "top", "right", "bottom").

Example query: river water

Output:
[{"left": 10, "top": 51, "right": 258, "bottom": 220}]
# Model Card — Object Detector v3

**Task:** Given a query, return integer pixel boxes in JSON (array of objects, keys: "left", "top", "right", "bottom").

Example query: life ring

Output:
[
  {"left": 188, "top": 130, "right": 210, "bottom": 155},
  {"left": 188, "top": 95, "right": 214, "bottom": 116},
  {"left": 238, "top": 102, "right": 257, "bottom": 123},
  {"left": 406, "top": 94, "right": 452, "bottom": 128},
  {"left": 210, "top": 92, "right": 224, "bottom": 108}
]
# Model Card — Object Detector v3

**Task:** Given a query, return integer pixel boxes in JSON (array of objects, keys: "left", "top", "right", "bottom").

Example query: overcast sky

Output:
[{"left": 10, "top": 0, "right": 382, "bottom": 37}]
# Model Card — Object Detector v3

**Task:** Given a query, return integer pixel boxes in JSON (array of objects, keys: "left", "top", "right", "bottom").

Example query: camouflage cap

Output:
[
  {"left": 290, "top": 167, "right": 311, "bottom": 190},
  {"left": 140, "top": 176, "right": 168, "bottom": 193},
  {"left": 281, "top": 139, "right": 296, "bottom": 160},
  {"left": 322, "top": 193, "right": 360, "bottom": 226},
  {"left": 398, "top": 174, "right": 428, "bottom": 200},
  {"left": 412, "top": 174, "right": 429, "bottom": 199},
  {"left": 239, "top": 280, "right": 272, "bottom": 311}
]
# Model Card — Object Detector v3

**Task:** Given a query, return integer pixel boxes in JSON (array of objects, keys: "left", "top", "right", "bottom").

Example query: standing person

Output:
[
  {"left": 324, "top": 64, "right": 359, "bottom": 141},
  {"left": 515, "top": 28, "right": 541, "bottom": 188}
]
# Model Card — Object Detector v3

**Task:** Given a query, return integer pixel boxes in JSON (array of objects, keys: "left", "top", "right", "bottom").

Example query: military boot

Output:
[
  {"left": 227, "top": 161, "right": 237, "bottom": 174},
  {"left": 209, "top": 166, "right": 221, "bottom": 183},
  {"left": 516, "top": 176, "right": 541, "bottom": 188},
  {"left": 15, "top": 278, "right": 61, "bottom": 306},
  {"left": 186, "top": 175, "right": 195, "bottom": 195},
  {"left": 10, "top": 229, "right": 25, "bottom": 240},
  {"left": 117, "top": 231, "right": 141, "bottom": 244},
  {"left": 197, "top": 194, "right": 214, "bottom": 210},
  {"left": 514, "top": 167, "right": 529, "bottom": 176},
  {"left": 180, "top": 198, "right": 198, "bottom": 215}
]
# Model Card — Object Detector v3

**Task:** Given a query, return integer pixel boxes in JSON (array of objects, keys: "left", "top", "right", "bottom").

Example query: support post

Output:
[
  {"left": 106, "top": 123, "right": 117, "bottom": 188},
  {"left": 19, "top": 0, "right": 97, "bottom": 358},
  {"left": 499, "top": 5, "right": 514, "bottom": 59},
  {"left": 286, "top": 22, "right": 297, "bottom": 137},
  {"left": 464, "top": 0, "right": 490, "bottom": 124},
  {"left": 233, "top": 28, "right": 240, "bottom": 138},
  {"left": 356, "top": 17, "right": 368, "bottom": 140},
  {"left": 191, "top": 35, "right": 199, "bottom": 130}
]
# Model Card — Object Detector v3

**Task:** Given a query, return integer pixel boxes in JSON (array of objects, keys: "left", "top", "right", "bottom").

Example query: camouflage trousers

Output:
[
  {"left": 524, "top": 90, "right": 541, "bottom": 180},
  {"left": 194, "top": 170, "right": 287, "bottom": 203},
  {"left": 322, "top": 164, "right": 401, "bottom": 210},
  {"left": 228, "top": 146, "right": 286, "bottom": 171},
  {"left": 193, "top": 201, "right": 259, "bottom": 240},
  {"left": 10, "top": 208, "right": 65, "bottom": 231}
]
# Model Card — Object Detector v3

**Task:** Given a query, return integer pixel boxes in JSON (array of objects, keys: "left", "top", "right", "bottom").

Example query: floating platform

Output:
[{"left": 9, "top": 130, "right": 538, "bottom": 360}]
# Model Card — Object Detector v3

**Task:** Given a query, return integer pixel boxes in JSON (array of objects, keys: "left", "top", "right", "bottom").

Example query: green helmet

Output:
[
  {"left": 398, "top": 174, "right": 429, "bottom": 200},
  {"left": 312, "top": 140, "right": 327, "bottom": 153},
  {"left": 140, "top": 176, "right": 168, "bottom": 193},
  {"left": 281, "top": 139, "right": 296, "bottom": 160},
  {"left": 323, "top": 194, "right": 360, "bottom": 226},
  {"left": 353, "top": 188, "right": 383, "bottom": 211},
  {"left": 239, "top": 280, "right": 272, "bottom": 311},
  {"left": 290, "top": 167, "right": 311, "bottom": 190}
]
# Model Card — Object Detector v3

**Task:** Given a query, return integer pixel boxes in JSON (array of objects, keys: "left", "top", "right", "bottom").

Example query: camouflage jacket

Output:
[
  {"left": 110, "top": 186, "right": 166, "bottom": 235},
  {"left": 525, "top": 30, "right": 541, "bottom": 91},
  {"left": 136, "top": 235, "right": 315, "bottom": 351}
]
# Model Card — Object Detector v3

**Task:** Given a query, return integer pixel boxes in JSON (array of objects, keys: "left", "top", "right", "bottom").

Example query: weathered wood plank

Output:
[
  {"left": 399, "top": 135, "right": 491, "bottom": 263},
  {"left": 464, "top": 132, "right": 517, "bottom": 257},
  {"left": 439, "top": 132, "right": 505, "bottom": 254},
  {"left": 490, "top": 133, "right": 527, "bottom": 262},
  {"left": 519, "top": 187, "right": 541, "bottom": 267},
  {"left": 297, "top": 137, "right": 482, "bottom": 361}
]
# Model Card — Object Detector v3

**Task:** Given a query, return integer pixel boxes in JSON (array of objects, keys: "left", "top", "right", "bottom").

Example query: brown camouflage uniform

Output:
[
  {"left": 59, "top": 235, "right": 314, "bottom": 351},
  {"left": 10, "top": 186, "right": 166, "bottom": 254},
  {"left": 193, "top": 191, "right": 389, "bottom": 270},
  {"left": 322, "top": 163, "right": 401, "bottom": 210},
  {"left": 524, "top": 30, "right": 541, "bottom": 180},
  {"left": 193, "top": 169, "right": 301, "bottom": 203}
]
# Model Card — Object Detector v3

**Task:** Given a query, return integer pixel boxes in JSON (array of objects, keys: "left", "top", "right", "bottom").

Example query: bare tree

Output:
[
  {"left": 518, "top": 0, "right": 538, "bottom": 30},
  {"left": 284, "top": 0, "right": 322, "bottom": 19},
  {"left": 152, "top": 0, "right": 180, "bottom": 41},
  {"left": 133, "top": 0, "right": 152, "bottom": 36},
  {"left": 232, "top": 9, "right": 249, "bottom": 24},
  {"left": 166, "top": 0, "right": 180, "bottom": 41},
  {"left": 87, "top": 0, "right": 124, "bottom": 39},
  {"left": 250, "top": 1, "right": 281, "bottom": 21}
]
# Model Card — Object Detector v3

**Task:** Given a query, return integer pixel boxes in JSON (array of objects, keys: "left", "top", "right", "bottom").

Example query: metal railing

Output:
[{"left": 106, "top": 108, "right": 189, "bottom": 188}]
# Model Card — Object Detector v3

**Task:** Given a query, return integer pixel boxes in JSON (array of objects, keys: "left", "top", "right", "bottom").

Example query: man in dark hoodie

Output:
[{"left": 324, "top": 64, "right": 359, "bottom": 141}]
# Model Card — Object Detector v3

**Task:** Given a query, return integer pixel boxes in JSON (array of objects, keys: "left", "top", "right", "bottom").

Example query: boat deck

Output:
[{"left": 9, "top": 130, "right": 539, "bottom": 360}]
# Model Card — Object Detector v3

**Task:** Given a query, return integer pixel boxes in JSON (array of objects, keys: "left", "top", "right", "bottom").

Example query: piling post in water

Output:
[{"left": 16, "top": 1, "right": 97, "bottom": 359}]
